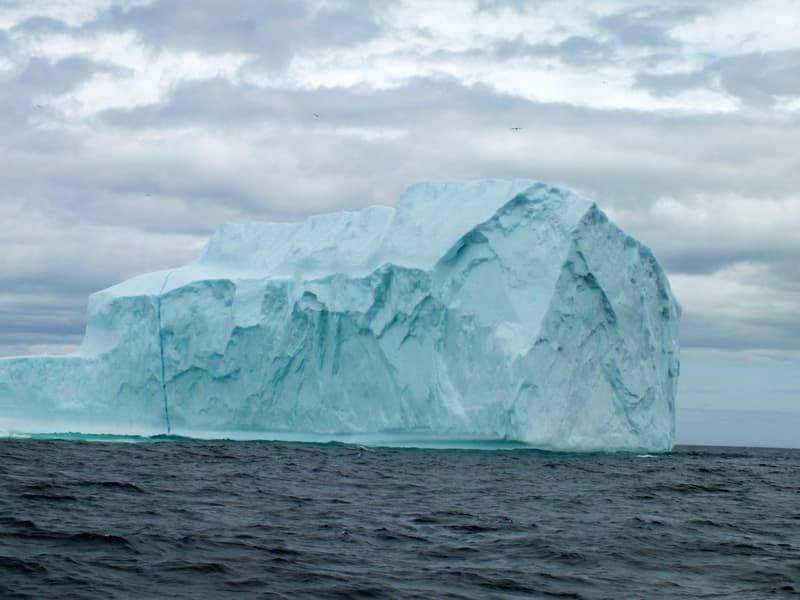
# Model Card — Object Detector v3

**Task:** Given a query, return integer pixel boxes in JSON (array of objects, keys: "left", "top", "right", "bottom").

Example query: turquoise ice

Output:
[{"left": 0, "top": 181, "right": 680, "bottom": 451}]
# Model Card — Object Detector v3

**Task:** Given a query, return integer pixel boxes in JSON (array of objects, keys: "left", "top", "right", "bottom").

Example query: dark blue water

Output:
[{"left": 1, "top": 440, "right": 798, "bottom": 599}]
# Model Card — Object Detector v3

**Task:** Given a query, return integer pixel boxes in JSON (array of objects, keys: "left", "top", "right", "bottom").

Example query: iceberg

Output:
[{"left": 0, "top": 180, "right": 680, "bottom": 451}]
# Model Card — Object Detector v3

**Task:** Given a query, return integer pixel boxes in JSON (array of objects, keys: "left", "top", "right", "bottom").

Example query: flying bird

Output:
[
  {"left": 510, "top": 127, "right": 523, "bottom": 131},
  {"left": 313, "top": 113, "right": 320, "bottom": 118}
]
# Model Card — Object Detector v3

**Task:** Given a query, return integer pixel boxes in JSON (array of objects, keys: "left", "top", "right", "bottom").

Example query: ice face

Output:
[{"left": 0, "top": 180, "right": 681, "bottom": 451}]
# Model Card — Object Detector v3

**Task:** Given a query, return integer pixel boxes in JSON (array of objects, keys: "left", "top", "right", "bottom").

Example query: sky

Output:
[{"left": 0, "top": 0, "right": 798, "bottom": 447}]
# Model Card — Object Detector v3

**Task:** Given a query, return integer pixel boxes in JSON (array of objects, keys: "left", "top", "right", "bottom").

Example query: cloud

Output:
[
  {"left": 0, "top": 0, "right": 798, "bottom": 359},
  {"left": 90, "top": 0, "right": 383, "bottom": 70},
  {"left": 609, "top": 194, "right": 800, "bottom": 273},
  {"left": 673, "top": 263, "right": 800, "bottom": 351},
  {"left": 671, "top": 0, "right": 800, "bottom": 55},
  {"left": 638, "top": 51, "right": 800, "bottom": 108},
  {"left": 0, "top": 199, "right": 206, "bottom": 355},
  {"left": 0, "top": 0, "right": 127, "bottom": 30},
  {"left": 17, "top": 31, "right": 249, "bottom": 116},
  {"left": 598, "top": 6, "right": 695, "bottom": 48}
]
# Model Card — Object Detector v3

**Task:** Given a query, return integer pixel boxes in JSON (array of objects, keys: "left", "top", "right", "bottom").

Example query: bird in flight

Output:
[
  {"left": 510, "top": 127, "right": 522, "bottom": 131},
  {"left": 313, "top": 113, "right": 320, "bottom": 118}
]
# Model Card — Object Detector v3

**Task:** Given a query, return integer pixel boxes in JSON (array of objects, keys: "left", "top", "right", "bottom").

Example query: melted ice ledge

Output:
[{"left": 0, "top": 180, "right": 680, "bottom": 451}]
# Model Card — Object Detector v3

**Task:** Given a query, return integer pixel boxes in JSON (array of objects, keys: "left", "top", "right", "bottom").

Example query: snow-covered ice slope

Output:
[{"left": 0, "top": 181, "right": 681, "bottom": 451}]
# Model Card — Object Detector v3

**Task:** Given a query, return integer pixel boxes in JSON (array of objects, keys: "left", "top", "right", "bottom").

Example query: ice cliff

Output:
[{"left": 0, "top": 180, "right": 680, "bottom": 451}]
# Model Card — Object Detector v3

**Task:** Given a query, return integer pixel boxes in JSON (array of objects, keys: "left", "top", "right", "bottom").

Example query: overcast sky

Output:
[{"left": 1, "top": 1, "right": 799, "bottom": 431}]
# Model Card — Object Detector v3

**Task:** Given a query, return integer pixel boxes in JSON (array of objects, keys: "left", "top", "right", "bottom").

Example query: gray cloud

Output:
[
  {"left": 10, "top": 15, "right": 71, "bottom": 35},
  {"left": 0, "top": 54, "right": 119, "bottom": 137},
  {"left": 638, "top": 51, "right": 800, "bottom": 108},
  {"left": 91, "top": 0, "right": 383, "bottom": 68},
  {"left": 680, "top": 310, "right": 800, "bottom": 353},
  {"left": 489, "top": 35, "right": 613, "bottom": 67},
  {"left": 599, "top": 10, "right": 682, "bottom": 48},
  {"left": 16, "top": 55, "right": 119, "bottom": 96},
  {"left": 715, "top": 52, "right": 800, "bottom": 106},
  {"left": 474, "top": 0, "right": 535, "bottom": 13}
]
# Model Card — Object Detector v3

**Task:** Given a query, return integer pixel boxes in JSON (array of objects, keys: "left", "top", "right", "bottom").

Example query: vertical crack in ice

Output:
[{"left": 157, "top": 271, "right": 174, "bottom": 433}]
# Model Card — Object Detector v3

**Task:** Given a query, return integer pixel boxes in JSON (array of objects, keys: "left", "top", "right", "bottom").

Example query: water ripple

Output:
[{"left": 0, "top": 441, "right": 798, "bottom": 599}]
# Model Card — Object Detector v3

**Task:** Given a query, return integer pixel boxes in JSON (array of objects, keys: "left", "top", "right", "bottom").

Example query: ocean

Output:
[{"left": 0, "top": 439, "right": 798, "bottom": 599}]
